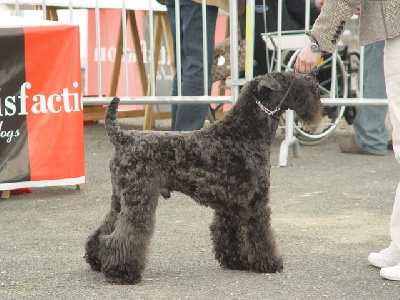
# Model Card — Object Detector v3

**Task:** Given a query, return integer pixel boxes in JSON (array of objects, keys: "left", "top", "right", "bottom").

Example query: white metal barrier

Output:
[
  {"left": 0, "top": 0, "right": 389, "bottom": 166},
  {"left": 0, "top": 0, "right": 238, "bottom": 106}
]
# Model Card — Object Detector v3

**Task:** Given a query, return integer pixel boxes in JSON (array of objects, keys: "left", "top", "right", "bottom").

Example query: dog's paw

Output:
[
  {"left": 103, "top": 266, "right": 142, "bottom": 285},
  {"left": 218, "top": 257, "right": 247, "bottom": 271},
  {"left": 252, "top": 256, "right": 283, "bottom": 273},
  {"left": 84, "top": 253, "right": 102, "bottom": 272},
  {"left": 84, "top": 234, "right": 102, "bottom": 272},
  {"left": 99, "top": 235, "right": 144, "bottom": 285}
]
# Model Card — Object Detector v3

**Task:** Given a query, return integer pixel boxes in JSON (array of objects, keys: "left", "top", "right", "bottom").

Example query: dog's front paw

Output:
[
  {"left": 99, "top": 235, "right": 144, "bottom": 285},
  {"left": 221, "top": 261, "right": 247, "bottom": 271},
  {"left": 103, "top": 265, "right": 142, "bottom": 285},
  {"left": 252, "top": 255, "right": 283, "bottom": 273},
  {"left": 216, "top": 252, "right": 247, "bottom": 271},
  {"left": 84, "top": 253, "right": 102, "bottom": 272},
  {"left": 160, "top": 187, "right": 171, "bottom": 199},
  {"left": 84, "top": 233, "right": 102, "bottom": 272}
]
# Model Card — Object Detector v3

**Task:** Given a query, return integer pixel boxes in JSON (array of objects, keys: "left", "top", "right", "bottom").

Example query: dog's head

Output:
[{"left": 253, "top": 71, "right": 322, "bottom": 127}]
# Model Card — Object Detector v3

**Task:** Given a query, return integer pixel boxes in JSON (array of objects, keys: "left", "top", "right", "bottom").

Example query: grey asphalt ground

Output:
[{"left": 1, "top": 117, "right": 400, "bottom": 300}]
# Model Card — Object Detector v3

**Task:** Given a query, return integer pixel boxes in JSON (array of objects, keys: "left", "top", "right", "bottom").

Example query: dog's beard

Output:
[{"left": 296, "top": 108, "right": 322, "bottom": 133}]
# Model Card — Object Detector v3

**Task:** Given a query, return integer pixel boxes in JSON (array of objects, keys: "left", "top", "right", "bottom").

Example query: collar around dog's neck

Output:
[
  {"left": 254, "top": 76, "right": 296, "bottom": 119},
  {"left": 255, "top": 100, "right": 281, "bottom": 120}
]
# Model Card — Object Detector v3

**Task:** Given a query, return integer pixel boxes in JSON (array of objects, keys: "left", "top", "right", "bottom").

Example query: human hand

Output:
[
  {"left": 355, "top": 5, "right": 360, "bottom": 15},
  {"left": 294, "top": 46, "right": 322, "bottom": 77}
]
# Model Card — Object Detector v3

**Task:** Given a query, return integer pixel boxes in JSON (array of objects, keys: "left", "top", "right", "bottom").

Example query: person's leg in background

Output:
[
  {"left": 340, "top": 40, "right": 389, "bottom": 155},
  {"left": 166, "top": 0, "right": 218, "bottom": 131},
  {"left": 368, "top": 35, "right": 400, "bottom": 280}
]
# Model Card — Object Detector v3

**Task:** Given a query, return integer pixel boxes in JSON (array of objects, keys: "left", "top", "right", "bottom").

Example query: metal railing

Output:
[{"left": 0, "top": 0, "right": 237, "bottom": 106}]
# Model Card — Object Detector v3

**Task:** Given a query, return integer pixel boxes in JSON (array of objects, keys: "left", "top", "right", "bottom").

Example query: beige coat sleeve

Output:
[{"left": 310, "top": 0, "right": 361, "bottom": 53}]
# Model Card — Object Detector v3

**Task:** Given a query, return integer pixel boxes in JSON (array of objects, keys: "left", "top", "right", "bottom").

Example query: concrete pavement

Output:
[{"left": 1, "top": 118, "right": 400, "bottom": 300}]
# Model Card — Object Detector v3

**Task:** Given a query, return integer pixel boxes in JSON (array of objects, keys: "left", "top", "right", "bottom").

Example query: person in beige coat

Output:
[{"left": 295, "top": 0, "right": 400, "bottom": 281}]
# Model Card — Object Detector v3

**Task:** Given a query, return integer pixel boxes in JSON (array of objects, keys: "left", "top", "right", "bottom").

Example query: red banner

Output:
[
  {"left": 86, "top": 10, "right": 145, "bottom": 112},
  {"left": 86, "top": 10, "right": 230, "bottom": 100},
  {"left": 0, "top": 22, "right": 85, "bottom": 190}
]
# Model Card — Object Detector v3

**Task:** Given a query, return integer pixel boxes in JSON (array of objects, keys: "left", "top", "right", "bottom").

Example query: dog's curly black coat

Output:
[{"left": 84, "top": 72, "right": 322, "bottom": 284}]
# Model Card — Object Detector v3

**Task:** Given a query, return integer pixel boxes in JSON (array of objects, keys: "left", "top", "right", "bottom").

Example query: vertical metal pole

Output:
[
  {"left": 95, "top": 0, "right": 103, "bottom": 98},
  {"left": 330, "top": 51, "right": 337, "bottom": 98},
  {"left": 15, "top": 0, "right": 20, "bottom": 16},
  {"left": 305, "top": 0, "right": 310, "bottom": 30},
  {"left": 359, "top": 46, "right": 364, "bottom": 99},
  {"left": 276, "top": 0, "right": 282, "bottom": 71},
  {"left": 230, "top": 0, "right": 239, "bottom": 103},
  {"left": 42, "top": 0, "right": 46, "bottom": 20},
  {"left": 175, "top": 0, "right": 182, "bottom": 96},
  {"left": 304, "top": 0, "right": 310, "bottom": 48},
  {"left": 149, "top": 0, "right": 156, "bottom": 97},
  {"left": 201, "top": 0, "right": 208, "bottom": 96},
  {"left": 277, "top": 0, "right": 300, "bottom": 166},
  {"left": 68, "top": 0, "right": 73, "bottom": 23},
  {"left": 244, "top": 0, "right": 254, "bottom": 80}
]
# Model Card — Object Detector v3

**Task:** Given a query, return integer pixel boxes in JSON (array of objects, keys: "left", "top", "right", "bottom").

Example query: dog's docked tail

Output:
[{"left": 105, "top": 97, "right": 123, "bottom": 147}]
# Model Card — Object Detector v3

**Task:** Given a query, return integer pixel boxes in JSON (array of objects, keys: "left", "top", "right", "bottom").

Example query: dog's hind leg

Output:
[
  {"left": 210, "top": 210, "right": 247, "bottom": 270},
  {"left": 99, "top": 182, "right": 159, "bottom": 284},
  {"left": 84, "top": 181, "right": 121, "bottom": 272}
]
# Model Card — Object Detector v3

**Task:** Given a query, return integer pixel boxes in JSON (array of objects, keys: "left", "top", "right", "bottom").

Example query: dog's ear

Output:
[{"left": 258, "top": 74, "right": 283, "bottom": 92}]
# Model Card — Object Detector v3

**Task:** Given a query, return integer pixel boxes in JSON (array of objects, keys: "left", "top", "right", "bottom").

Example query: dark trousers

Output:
[{"left": 166, "top": 0, "right": 218, "bottom": 131}]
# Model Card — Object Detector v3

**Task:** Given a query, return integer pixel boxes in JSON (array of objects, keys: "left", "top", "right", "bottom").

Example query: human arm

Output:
[{"left": 294, "top": 0, "right": 361, "bottom": 75}]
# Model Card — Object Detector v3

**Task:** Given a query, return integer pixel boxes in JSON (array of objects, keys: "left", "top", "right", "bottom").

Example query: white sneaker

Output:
[
  {"left": 367, "top": 248, "right": 400, "bottom": 268},
  {"left": 380, "top": 264, "right": 400, "bottom": 281}
]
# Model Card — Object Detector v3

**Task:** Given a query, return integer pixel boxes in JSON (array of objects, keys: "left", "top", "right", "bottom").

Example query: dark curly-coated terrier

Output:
[{"left": 84, "top": 72, "right": 322, "bottom": 284}]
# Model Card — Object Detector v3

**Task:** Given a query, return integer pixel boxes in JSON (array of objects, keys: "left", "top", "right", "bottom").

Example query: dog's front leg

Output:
[
  {"left": 210, "top": 210, "right": 247, "bottom": 270},
  {"left": 236, "top": 201, "right": 283, "bottom": 273}
]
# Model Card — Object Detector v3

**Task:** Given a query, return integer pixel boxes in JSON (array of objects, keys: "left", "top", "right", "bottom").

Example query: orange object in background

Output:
[{"left": 0, "top": 18, "right": 85, "bottom": 191}]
